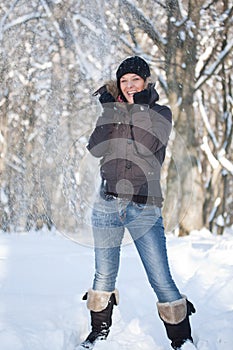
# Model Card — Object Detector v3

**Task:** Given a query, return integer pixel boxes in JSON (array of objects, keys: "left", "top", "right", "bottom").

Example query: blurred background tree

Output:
[{"left": 0, "top": 0, "right": 232, "bottom": 235}]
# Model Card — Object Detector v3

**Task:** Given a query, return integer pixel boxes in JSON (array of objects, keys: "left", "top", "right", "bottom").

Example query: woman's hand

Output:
[
  {"left": 93, "top": 85, "right": 115, "bottom": 104},
  {"left": 99, "top": 90, "right": 115, "bottom": 104},
  {"left": 133, "top": 89, "right": 150, "bottom": 105}
]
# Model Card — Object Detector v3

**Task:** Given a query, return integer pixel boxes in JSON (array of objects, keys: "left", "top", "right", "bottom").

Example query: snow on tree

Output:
[{"left": 0, "top": 0, "right": 232, "bottom": 235}]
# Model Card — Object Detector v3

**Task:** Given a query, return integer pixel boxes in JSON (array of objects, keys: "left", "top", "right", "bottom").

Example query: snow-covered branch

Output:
[
  {"left": 208, "top": 197, "right": 221, "bottom": 224},
  {"left": 158, "top": 74, "right": 168, "bottom": 95},
  {"left": 177, "top": 0, "right": 187, "bottom": 19},
  {"left": 119, "top": 34, "right": 136, "bottom": 51},
  {"left": 198, "top": 92, "right": 233, "bottom": 175},
  {"left": 0, "top": 0, "right": 20, "bottom": 40},
  {"left": 200, "top": 136, "right": 219, "bottom": 170},
  {"left": 3, "top": 12, "right": 41, "bottom": 32},
  {"left": 73, "top": 14, "right": 102, "bottom": 35},
  {"left": 195, "top": 39, "right": 233, "bottom": 90},
  {"left": 70, "top": 19, "right": 100, "bottom": 78},
  {"left": 40, "top": 0, "right": 64, "bottom": 38},
  {"left": 197, "top": 91, "right": 219, "bottom": 148},
  {"left": 120, "top": 0, "right": 167, "bottom": 49},
  {"left": 217, "top": 149, "right": 233, "bottom": 175},
  {"left": 200, "top": 134, "right": 233, "bottom": 175},
  {"left": 222, "top": 110, "right": 233, "bottom": 153},
  {"left": 6, "top": 160, "right": 24, "bottom": 174}
]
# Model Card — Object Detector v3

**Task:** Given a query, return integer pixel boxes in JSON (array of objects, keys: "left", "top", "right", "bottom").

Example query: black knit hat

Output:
[{"left": 116, "top": 56, "right": 150, "bottom": 84}]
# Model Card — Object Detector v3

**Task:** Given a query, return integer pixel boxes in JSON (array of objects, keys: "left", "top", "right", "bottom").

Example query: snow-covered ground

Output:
[{"left": 0, "top": 227, "right": 232, "bottom": 350}]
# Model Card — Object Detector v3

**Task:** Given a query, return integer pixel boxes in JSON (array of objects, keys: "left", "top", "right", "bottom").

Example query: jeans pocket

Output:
[{"left": 133, "top": 202, "right": 162, "bottom": 217}]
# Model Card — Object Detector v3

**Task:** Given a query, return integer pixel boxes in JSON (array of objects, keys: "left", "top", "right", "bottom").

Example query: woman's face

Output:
[{"left": 120, "top": 73, "right": 146, "bottom": 104}]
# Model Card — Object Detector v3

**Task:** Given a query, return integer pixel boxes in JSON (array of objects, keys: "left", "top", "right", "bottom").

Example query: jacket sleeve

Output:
[
  {"left": 131, "top": 104, "right": 172, "bottom": 156},
  {"left": 86, "top": 106, "right": 114, "bottom": 158}
]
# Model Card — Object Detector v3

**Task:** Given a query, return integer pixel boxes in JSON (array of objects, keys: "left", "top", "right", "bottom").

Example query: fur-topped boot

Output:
[
  {"left": 79, "top": 289, "right": 119, "bottom": 349},
  {"left": 157, "top": 296, "right": 196, "bottom": 349}
]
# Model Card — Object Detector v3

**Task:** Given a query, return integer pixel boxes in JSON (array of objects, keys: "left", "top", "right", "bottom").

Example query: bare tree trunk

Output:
[{"left": 163, "top": 0, "right": 205, "bottom": 235}]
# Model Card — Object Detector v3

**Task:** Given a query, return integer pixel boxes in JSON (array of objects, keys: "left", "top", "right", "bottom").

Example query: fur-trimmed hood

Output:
[
  {"left": 93, "top": 80, "right": 160, "bottom": 107},
  {"left": 103, "top": 80, "right": 120, "bottom": 100}
]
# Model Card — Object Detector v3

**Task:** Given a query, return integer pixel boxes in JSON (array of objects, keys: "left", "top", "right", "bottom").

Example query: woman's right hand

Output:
[
  {"left": 99, "top": 90, "right": 115, "bottom": 104},
  {"left": 93, "top": 85, "right": 115, "bottom": 104}
]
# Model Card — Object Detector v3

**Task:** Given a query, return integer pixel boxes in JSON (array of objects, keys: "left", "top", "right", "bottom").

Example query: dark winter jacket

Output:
[{"left": 87, "top": 81, "right": 172, "bottom": 207}]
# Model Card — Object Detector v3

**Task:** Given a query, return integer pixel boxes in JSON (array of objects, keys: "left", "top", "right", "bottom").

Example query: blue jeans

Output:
[{"left": 91, "top": 196, "right": 182, "bottom": 303}]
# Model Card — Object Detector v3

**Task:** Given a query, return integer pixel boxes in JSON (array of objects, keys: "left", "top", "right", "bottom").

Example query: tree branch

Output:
[
  {"left": 0, "top": 0, "right": 20, "bottom": 40},
  {"left": 3, "top": 12, "right": 41, "bottom": 32},
  {"left": 217, "top": 149, "right": 233, "bottom": 174},
  {"left": 203, "top": 0, "right": 220, "bottom": 11},
  {"left": 197, "top": 90, "right": 219, "bottom": 148},
  {"left": 198, "top": 92, "right": 233, "bottom": 175},
  {"left": 200, "top": 136, "right": 233, "bottom": 175},
  {"left": 200, "top": 136, "right": 219, "bottom": 170},
  {"left": 73, "top": 13, "right": 102, "bottom": 34},
  {"left": 154, "top": 0, "right": 167, "bottom": 9},
  {"left": 40, "top": 0, "right": 64, "bottom": 38},
  {"left": 195, "top": 39, "right": 233, "bottom": 90},
  {"left": 119, "top": 0, "right": 167, "bottom": 50}
]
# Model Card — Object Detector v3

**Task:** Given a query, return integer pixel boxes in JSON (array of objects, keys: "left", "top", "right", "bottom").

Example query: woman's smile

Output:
[{"left": 120, "top": 73, "right": 146, "bottom": 103}]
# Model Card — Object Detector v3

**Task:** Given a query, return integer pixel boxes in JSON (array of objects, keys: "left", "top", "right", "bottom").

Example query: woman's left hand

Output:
[{"left": 133, "top": 89, "right": 150, "bottom": 105}]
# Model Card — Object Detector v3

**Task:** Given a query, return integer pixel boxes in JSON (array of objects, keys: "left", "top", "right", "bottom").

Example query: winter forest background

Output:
[{"left": 0, "top": 0, "right": 232, "bottom": 239}]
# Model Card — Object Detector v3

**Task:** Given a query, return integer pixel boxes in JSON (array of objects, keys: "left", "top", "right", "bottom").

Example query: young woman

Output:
[{"left": 79, "top": 56, "right": 196, "bottom": 350}]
